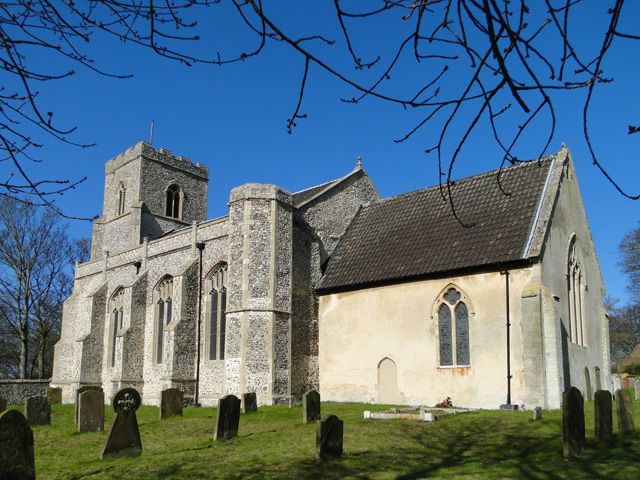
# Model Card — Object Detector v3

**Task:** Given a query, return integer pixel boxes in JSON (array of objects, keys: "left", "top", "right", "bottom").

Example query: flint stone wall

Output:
[{"left": 0, "top": 380, "right": 50, "bottom": 405}]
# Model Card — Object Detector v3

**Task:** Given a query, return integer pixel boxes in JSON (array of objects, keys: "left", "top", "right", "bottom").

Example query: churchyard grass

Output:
[{"left": 17, "top": 391, "right": 640, "bottom": 479}]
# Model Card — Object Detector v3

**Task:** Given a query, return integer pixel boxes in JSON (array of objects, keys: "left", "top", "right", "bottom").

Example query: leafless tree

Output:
[
  {"left": 0, "top": 197, "right": 75, "bottom": 378},
  {"left": 619, "top": 222, "right": 640, "bottom": 303},
  {"left": 1, "top": 1, "right": 638, "bottom": 221}
]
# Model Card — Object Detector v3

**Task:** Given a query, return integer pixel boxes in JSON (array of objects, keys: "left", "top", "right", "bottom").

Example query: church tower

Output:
[{"left": 89, "top": 142, "right": 209, "bottom": 260}]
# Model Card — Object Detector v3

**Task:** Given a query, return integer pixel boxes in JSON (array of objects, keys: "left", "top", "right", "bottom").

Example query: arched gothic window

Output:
[
  {"left": 110, "top": 288, "right": 125, "bottom": 367},
  {"left": 437, "top": 287, "right": 470, "bottom": 366},
  {"left": 117, "top": 183, "right": 126, "bottom": 216},
  {"left": 165, "top": 184, "right": 181, "bottom": 219},
  {"left": 154, "top": 276, "right": 173, "bottom": 364},
  {"left": 567, "top": 237, "right": 586, "bottom": 346},
  {"left": 206, "top": 263, "right": 227, "bottom": 361}
]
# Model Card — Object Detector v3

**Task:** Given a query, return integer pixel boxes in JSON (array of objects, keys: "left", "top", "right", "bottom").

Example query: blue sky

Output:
[{"left": 9, "top": 1, "right": 640, "bottom": 305}]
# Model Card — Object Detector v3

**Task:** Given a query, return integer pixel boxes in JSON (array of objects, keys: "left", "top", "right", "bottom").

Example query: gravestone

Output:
[
  {"left": 636, "top": 382, "right": 640, "bottom": 401},
  {"left": 615, "top": 388, "right": 635, "bottom": 435},
  {"left": 25, "top": 396, "right": 51, "bottom": 426},
  {"left": 214, "top": 394, "right": 241, "bottom": 441},
  {"left": 78, "top": 389, "right": 105, "bottom": 433},
  {"left": 594, "top": 390, "right": 613, "bottom": 447},
  {"left": 0, "top": 410, "right": 35, "bottom": 480},
  {"left": 45, "top": 387, "right": 62, "bottom": 405},
  {"left": 101, "top": 388, "right": 142, "bottom": 459},
  {"left": 303, "top": 389, "right": 321, "bottom": 424},
  {"left": 532, "top": 406, "right": 542, "bottom": 421},
  {"left": 75, "top": 386, "right": 102, "bottom": 425},
  {"left": 0, "top": 397, "right": 6, "bottom": 413},
  {"left": 242, "top": 392, "right": 257, "bottom": 413},
  {"left": 160, "top": 388, "right": 184, "bottom": 419},
  {"left": 562, "top": 387, "right": 585, "bottom": 458},
  {"left": 316, "top": 415, "right": 343, "bottom": 459}
]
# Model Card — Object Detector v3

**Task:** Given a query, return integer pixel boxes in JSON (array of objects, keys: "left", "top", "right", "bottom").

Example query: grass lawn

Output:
[{"left": 18, "top": 391, "right": 640, "bottom": 479}]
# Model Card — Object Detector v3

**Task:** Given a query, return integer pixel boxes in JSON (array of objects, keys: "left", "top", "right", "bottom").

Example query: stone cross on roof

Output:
[{"left": 356, "top": 155, "right": 362, "bottom": 168}]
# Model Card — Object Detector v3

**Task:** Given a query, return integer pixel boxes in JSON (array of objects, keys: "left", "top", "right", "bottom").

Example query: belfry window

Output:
[
  {"left": 117, "top": 183, "right": 126, "bottom": 216},
  {"left": 206, "top": 263, "right": 227, "bottom": 361},
  {"left": 437, "top": 287, "right": 471, "bottom": 366},
  {"left": 110, "top": 288, "right": 125, "bottom": 368},
  {"left": 166, "top": 184, "right": 181, "bottom": 219},
  {"left": 154, "top": 276, "right": 173, "bottom": 364},
  {"left": 567, "top": 237, "right": 586, "bottom": 346}
]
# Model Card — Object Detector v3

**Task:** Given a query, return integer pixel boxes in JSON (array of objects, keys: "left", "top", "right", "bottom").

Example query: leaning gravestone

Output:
[
  {"left": 160, "top": 388, "right": 184, "bottom": 419},
  {"left": 594, "top": 390, "right": 613, "bottom": 447},
  {"left": 25, "top": 396, "right": 51, "bottom": 426},
  {"left": 0, "top": 410, "right": 35, "bottom": 480},
  {"left": 242, "top": 392, "right": 257, "bottom": 413},
  {"left": 615, "top": 388, "right": 635, "bottom": 435},
  {"left": 532, "top": 406, "right": 542, "bottom": 421},
  {"left": 45, "top": 387, "right": 62, "bottom": 405},
  {"left": 316, "top": 415, "right": 343, "bottom": 459},
  {"left": 75, "top": 385, "right": 102, "bottom": 425},
  {"left": 303, "top": 389, "right": 321, "bottom": 424},
  {"left": 214, "top": 394, "right": 241, "bottom": 440},
  {"left": 78, "top": 389, "right": 105, "bottom": 433},
  {"left": 562, "top": 386, "right": 585, "bottom": 458},
  {"left": 101, "top": 388, "right": 142, "bottom": 459},
  {"left": 0, "top": 397, "right": 6, "bottom": 413}
]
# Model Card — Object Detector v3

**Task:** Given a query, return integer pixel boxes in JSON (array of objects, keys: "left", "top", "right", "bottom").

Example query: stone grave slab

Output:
[
  {"left": 78, "top": 389, "right": 105, "bottom": 433},
  {"left": 45, "top": 387, "right": 62, "bottom": 405},
  {"left": 215, "top": 394, "right": 241, "bottom": 440},
  {"left": 594, "top": 390, "right": 613, "bottom": 447},
  {"left": 160, "top": 388, "right": 184, "bottom": 419},
  {"left": 0, "top": 410, "right": 35, "bottom": 480},
  {"left": 101, "top": 388, "right": 142, "bottom": 459},
  {"left": 615, "top": 388, "right": 635, "bottom": 435},
  {"left": 242, "top": 392, "right": 257, "bottom": 413},
  {"left": 25, "top": 396, "right": 50, "bottom": 426},
  {"left": 316, "top": 415, "right": 343, "bottom": 459},
  {"left": 303, "top": 389, "right": 321, "bottom": 424},
  {"left": 562, "top": 386, "right": 585, "bottom": 458},
  {"left": 75, "top": 385, "right": 102, "bottom": 425}
]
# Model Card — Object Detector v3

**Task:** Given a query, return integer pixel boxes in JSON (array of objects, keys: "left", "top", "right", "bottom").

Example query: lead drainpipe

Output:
[
  {"left": 194, "top": 242, "right": 205, "bottom": 407},
  {"left": 501, "top": 269, "right": 512, "bottom": 405}
]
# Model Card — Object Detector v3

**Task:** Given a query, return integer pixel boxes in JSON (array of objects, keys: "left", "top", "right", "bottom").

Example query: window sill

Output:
[{"left": 437, "top": 365, "right": 471, "bottom": 369}]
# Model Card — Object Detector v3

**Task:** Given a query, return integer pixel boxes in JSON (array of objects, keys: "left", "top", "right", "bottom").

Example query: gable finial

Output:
[{"left": 356, "top": 155, "right": 362, "bottom": 168}]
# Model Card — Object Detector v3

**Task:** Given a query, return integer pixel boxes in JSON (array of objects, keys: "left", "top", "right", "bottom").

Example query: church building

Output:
[{"left": 51, "top": 141, "right": 610, "bottom": 409}]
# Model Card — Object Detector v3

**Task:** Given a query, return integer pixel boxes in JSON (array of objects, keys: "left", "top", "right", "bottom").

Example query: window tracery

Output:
[
  {"left": 155, "top": 276, "right": 173, "bottom": 364},
  {"left": 110, "top": 288, "right": 125, "bottom": 367},
  {"left": 437, "top": 287, "right": 471, "bottom": 366},
  {"left": 206, "top": 263, "right": 227, "bottom": 361},
  {"left": 166, "top": 184, "right": 181, "bottom": 219}
]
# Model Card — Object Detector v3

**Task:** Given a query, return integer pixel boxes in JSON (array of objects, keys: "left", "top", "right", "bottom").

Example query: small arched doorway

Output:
[
  {"left": 378, "top": 357, "right": 399, "bottom": 404},
  {"left": 584, "top": 367, "right": 592, "bottom": 400}
]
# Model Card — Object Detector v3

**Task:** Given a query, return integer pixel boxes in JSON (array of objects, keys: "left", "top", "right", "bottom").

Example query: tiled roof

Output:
[
  {"left": 292, "top": 180, "right": 336, "bottom": 206},
  {"left": 317, "top": 155, "right": 560, "bottom": 292}
]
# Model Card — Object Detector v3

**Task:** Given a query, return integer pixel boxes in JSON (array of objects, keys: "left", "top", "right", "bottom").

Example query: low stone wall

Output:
[{"left": 0, "top": 379, "right": 50, "bottom": 405}]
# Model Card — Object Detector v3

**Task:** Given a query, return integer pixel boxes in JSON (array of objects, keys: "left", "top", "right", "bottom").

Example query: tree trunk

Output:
[
  {"left": 19, "top": 324, "right": 28, "bottom": 379},
  {"left": 38, "top": 335, "right": 47, "bottom": 379}
]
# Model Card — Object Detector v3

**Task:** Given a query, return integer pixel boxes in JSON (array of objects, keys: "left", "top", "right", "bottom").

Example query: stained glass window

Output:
[
  {"left": 438, "top": 304, "right": 452, "bottom": 366},
  {"left": 455, "top": 303, "right": 470, "bottom": 365},
  {"left": 206, "top": 263, "right": 228, "bottom": 361},
  {"left": 437, "top": 287, "right": 470, "bottom": 366}
]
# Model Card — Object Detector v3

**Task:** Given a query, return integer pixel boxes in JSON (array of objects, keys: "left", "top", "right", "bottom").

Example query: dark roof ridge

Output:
[{"left": 293, "top": 164, "right": 368, "bottom": 207}]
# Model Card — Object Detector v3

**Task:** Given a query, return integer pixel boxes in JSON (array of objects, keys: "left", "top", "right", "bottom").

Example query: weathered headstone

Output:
[
  {"left": 615, "top": 388, "right": 635, "bottom": 435},
  {"left": 160, "top": 388, "right": 184, "bottom": 419},
  {"left": 316, "top": 415, "right": 343, "bottom": 459},
  {"left": 303, "top": 389, "right": 321, "bottom": 424},
  {"left": 78, "top": 389, "right": 105, "bottom": 433},
  {"left": 25, "top": 396, "right": 51, "bottom": 426},
  {"left": 45, "top": 387, "right": 62, "bottom": 405},
  {"left": 101, "top": 388, "right": 142, "bottom": 459},
  {"left": 635, "top": 382, "right": 640, "bottom": 401},
  {"left": 242, "top": 392, "right": 257, "bottom": 413},
  {"left": 0, "top": 410, "right": 35, "bottom": 480},
  {"left": 0, "top": 397, "right": 6, "bottom": 413},
  {"left": 532, "top": 406, "right": 542, "bottom": 421},
  {"left": 594, "top": 390, "right": 613, "bottom": 447},
  {"left": 75, "top": 385, "right": 102, "bottom": 425},
  {"left": 562, "top": 387, "right": 585, "bottom": 458},
  {"left": 214, "top": 394, "right": 241, "bottom": 441}
]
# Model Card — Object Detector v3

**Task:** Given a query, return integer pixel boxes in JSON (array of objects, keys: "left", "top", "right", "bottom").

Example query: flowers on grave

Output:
[{"left": 435, "top": 396, "right": 453, "bottom": 408}]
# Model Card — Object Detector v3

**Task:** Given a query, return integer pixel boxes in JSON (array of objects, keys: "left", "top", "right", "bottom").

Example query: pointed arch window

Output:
[
  {"left": 206, "top": 263, "right": 227, "bottom": 361},
  {"left": 437, "top": 287, "right": 470, "bottom": 366},
  {"left": 154, "top": 276, "right": 173, "bottom": 364},
  {"left": 117, "top": 183, "right": 126, "bottom": 216},
  {"left": 567, "top": 237, "right": 586, "bottom": 346},
  {"left": 110, "top": 288, "right": 125, "bottom": 368},
  {"left": 166, "top": 184, "right": 182, "bottom": 219}
]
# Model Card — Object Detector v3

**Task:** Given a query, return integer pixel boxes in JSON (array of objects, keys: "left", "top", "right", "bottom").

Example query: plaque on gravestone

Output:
[
  {"left": 214, "top": 395, "right": 241, "bottom": 441},
  {"left": 45, "top": 387, "right": 62, "bottom": 405},
  {"left": 562, "top": 387, "right": 585, "bottom": 458},
  {"left": 615, "top": 388, "right": 635, "bottom": 435},
  {"left": 160, "top": 388, "right": 184, "bottom": 419},
  {"left": 78, "top": 389, "right": 105, "bottom": 433},
  {"left": 0, "top": 410, "right": 35, "bottom": 480},
  {"left": 101, "top": 388, "right": 142, "bottom": 459},
  {"left": 303, "top": 390, "right": 321, "bottom": 424},
  {"left": 242, "top": 392, "right": 257, "bottom": 413},
  {"left": 0, "top": 397, "right": 6, "bottom": 413},
  {"left": 25, "top": 396, "right": 51, "bottom": 426},
  {"left": 75, "top": 386, "right": 102, "bottom": 425},
  {"left": 594, "top": 390, "right": 613, "bottom": 447},
  {"left": 316, "top": 415, "right": 343, "bottom": 459}
]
